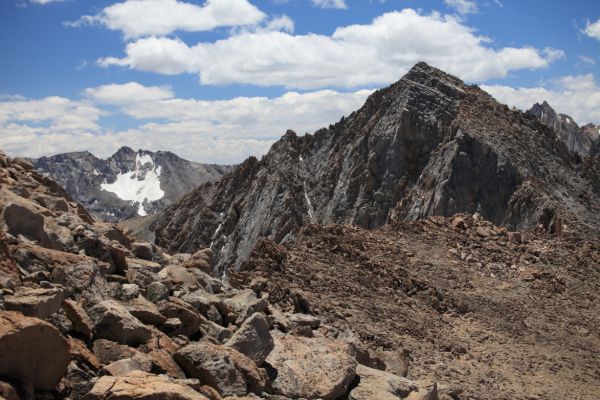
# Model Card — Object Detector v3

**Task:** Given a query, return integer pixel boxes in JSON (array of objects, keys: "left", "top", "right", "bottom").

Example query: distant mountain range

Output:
[{"left": 32, "top": 147, "right": 231, "bottom": 222}]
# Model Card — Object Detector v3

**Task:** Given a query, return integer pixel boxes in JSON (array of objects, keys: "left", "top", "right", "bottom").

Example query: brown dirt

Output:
[{"left": 234, "top": 215, "right": 600, "bottom": 400}]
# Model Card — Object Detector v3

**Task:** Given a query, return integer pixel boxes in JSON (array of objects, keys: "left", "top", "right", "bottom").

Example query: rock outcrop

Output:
[{"left": 155, "top": 62, "right": 600, "bottom": 274}]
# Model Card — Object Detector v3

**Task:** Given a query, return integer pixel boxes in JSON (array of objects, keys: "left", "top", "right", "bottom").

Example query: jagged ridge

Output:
[{"left": 154, "top": 62, "right": 600, "bottom": 274}]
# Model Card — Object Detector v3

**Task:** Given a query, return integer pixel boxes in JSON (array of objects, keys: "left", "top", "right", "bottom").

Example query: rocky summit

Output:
[
  {"left": 32, "top": 147, "right": 230, "bottom": 223},
  {"left": 154, "top": 62, "right": 600, "bottom": 274}
]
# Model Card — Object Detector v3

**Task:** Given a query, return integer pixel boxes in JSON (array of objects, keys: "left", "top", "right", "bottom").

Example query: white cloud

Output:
[
  {"left": 98, "top": 9, "right": 560, "bottom": 89},
  {"left": 444, "top": 0, "right": 477, "bottom": 15},
  {"left": 84, "top": 82, "right": 174, "bottom": 105},
  {"left": 264, "top": 15, "right": 295, "bottom": 33},
  {"left": 482, "top": 74, "right": 600, "bottom": 125},
  {"left": 0, "top": 88, "right": 372, "bottom": 164},
  {"left": 577, "top": 55, "right": 596, "bottom": 67},
  {"left": 68, "top": 0, "right": 266, "bottom": 39},
  {"left": 0, "top": 96, "right": 103, "bottom": 132},
  {"left": 311, "top": 0, "right": 347, "bottom": 9},
  {"left": 584, "top": 18, "right": 600, "bottom": 41}
]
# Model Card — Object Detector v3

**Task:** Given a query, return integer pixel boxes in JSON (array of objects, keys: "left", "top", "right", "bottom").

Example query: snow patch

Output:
[
  {"left": 303, "top": 181, "right": 315, "bottom": 223},
  {"left": 100, "top": 152, "right": 164, "bottom": 216}
]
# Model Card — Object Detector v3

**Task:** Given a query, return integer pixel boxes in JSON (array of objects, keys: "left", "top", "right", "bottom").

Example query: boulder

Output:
[
  {"left": 85, "top": 370, "right": 210, "bottom": 399},
  {"left": 120, "top": 284, "right": 140, "bottom": 300},
  {"left": 131, "top": 242, "right": 154, "bottom": 260},
  {"left": 88, "top": 300, "right": 152, "bottom": 345},
  {"left": 289, "top": 313, "right": 320, "bottom": 329},
  {"left": 146, "top": 281, "right": 170, "bottom": 303},
  {"left": 4, "top": 287, "right": 64, "bottom": 319},
  {"left": 147, "top": 349, "right": 186, "bottom": 379},
  {"left": 126, "top": 261, "right": 161, "bottom": 289},
  {"left": 93, "top": 339, "right": 143, "bottom": 365},
  {"left": 158, "top": 265, "right": 201, "bottom": 291},
  {"left": 349, "top": 364, "right": 417, "bottom": 399},
  {"left": 158, "top": 297, "right": 201, "bottom": 337},
  {"left": 222, "top": 290, "right": 267, "bottom": 315},
  {"left": 183, "top": 248, "right": 212, "bottom": 274},
  {"left": 174, "top": 342, "right": 268, "bottom": 397},
  {"left": 62, "top": 299, "right": 94, "bottom": 340},
  {"left": 68, "top": 336, "right": 102, "bottom": 370},
  {"left": 101, "top": 354, "right": 153, "bottom": 376},
  {"left": 1, "top": 203, "right": 63, "bottom": 250},
  {"left": 225, "top": 312, "right": 273, "bottom": 365},
  {"left": 266, "top": 333, "right": 357, "bottom": 400},
  {"left": 0, "top": 311, "right": 69, "bottom": 391},
  {"left": 51, "top": 260, "right": 112, "bottom": 305},
  {"left": 198, "top": 314, "right": 232, "bottom": 344},
  {"left": 109, "top": 242, "right": 130, "bottom": 273},
  {"left": 372, "top": 350, "right": 409, "bottom": 377},
  {"left": 125, "top": 296, "right": 167, "bottom": 326}
]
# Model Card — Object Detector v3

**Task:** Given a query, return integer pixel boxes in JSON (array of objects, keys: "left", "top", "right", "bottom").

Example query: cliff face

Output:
[
  {"left": 32, "top": 147, "right": 230, "bottom": 222},
  {"left": 154, "top": 63, "right": 600, "bottom": 274}
]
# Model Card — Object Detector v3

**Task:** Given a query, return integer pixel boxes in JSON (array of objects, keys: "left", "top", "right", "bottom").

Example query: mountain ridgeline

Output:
[
  {"left": 154, "top": 62, "right": 600, "bottom": 274},
  {"left": 527, "top": 101, "right": 599, "bottom": 157},
  {"left": 33, "top": 147, "right": 230, "bottom": 222}
]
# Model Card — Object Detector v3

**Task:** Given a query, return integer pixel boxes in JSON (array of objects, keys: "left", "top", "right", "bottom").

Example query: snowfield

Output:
[{"left": 101, "top": 152, "right": 164, "bottom": 216}]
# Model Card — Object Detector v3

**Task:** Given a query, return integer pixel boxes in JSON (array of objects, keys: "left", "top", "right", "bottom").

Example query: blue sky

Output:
[{"left": 0, "top": 0, "right": 599, "bottom": 163}]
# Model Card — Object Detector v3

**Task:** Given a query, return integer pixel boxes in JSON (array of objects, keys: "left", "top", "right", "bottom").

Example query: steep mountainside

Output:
[
  {"left": 154, "top": 63, "right": 600, "bottom": 274},
  {"left": 33, "top": 147, "right": 230, "bottom": 222},
  {"left": 527, "top": 101, "right": 599, "bottom": 156}
]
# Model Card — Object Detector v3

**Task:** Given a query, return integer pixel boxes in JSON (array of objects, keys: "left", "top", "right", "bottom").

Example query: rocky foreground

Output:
[
  {"left": 0, "top": 152, "right": 444, "bottom": 398},
  {"left": 235, "top": 216, "right": 600, "bottom": 399}
]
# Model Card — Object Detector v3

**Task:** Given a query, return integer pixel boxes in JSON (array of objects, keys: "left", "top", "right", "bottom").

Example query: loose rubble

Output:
[{"left": 0, "top": 148, "right": 438, "bottom": 399}]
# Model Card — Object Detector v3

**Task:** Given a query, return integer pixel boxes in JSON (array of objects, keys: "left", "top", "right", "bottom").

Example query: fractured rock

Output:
[
  {"left": 265, "top": 333, "right": 357, "bottom": 400},
  {"left": 88, "top": 300, "right": 152, "bottom": 345},
  {"left": 225, "top": 312, "right": 273, "bottom": 366},
  {"left": 4, "top": 287, "right": 64, "bottom": 319},
  {"left": 174, "top": 342, "right": 267, "bottom": 397},
  {"left": 85, "top": 370, "right": 210, "bottom": 400}
]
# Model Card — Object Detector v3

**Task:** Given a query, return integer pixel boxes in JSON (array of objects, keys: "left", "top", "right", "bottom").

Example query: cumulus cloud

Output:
[
  {"left": 84, "top": 82, "right": 174, "bottom": 105},
  {"left": 584, "top": 18, "right": 600, "bottom": 41},
  {"left": 311, "top": 0, "right": 347, "bottom": 9},
  {"left": 0, "top": 96, "right": 103, "bottom": 132},
  {"left": 444, "top": 0, "right": 477, "bottom": 15},
  {"left": 482, "top": 74, "right": 600, "bottom": 125},
  {"left": 0, "top": 87, "right": 372, "bottom": 164},
  {"left": 98, "top": 9, "right": 560, "bottom": 89},
  {"left": 68, "top": 0, "right": 266, "bottom": 39}
]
